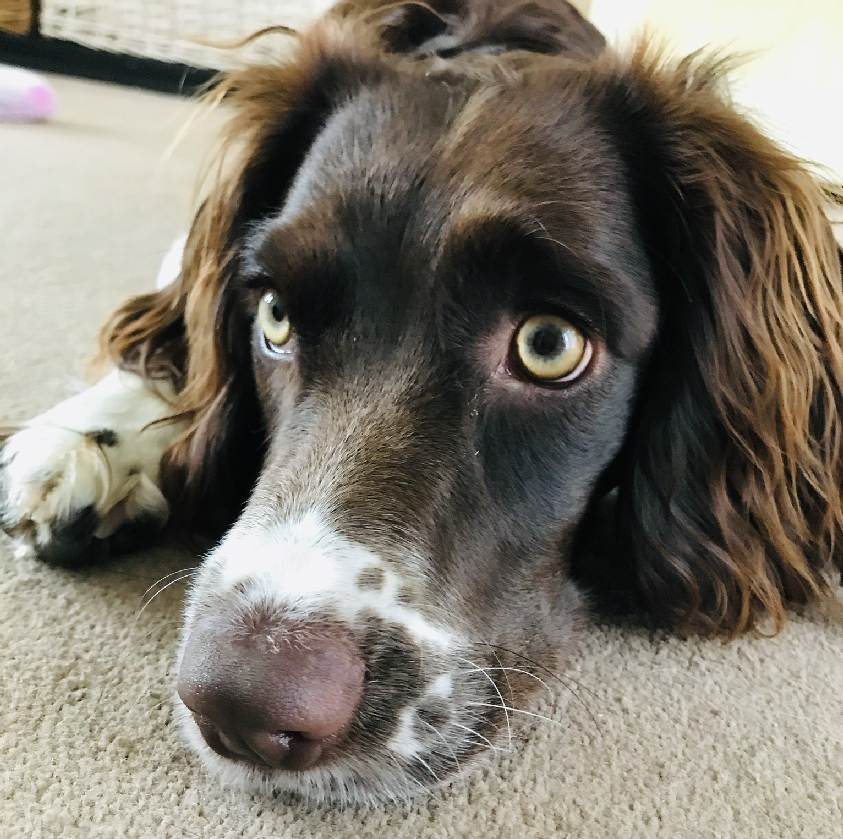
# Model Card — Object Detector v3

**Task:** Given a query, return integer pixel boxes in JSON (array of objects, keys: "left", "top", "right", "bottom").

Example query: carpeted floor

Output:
[{"left": 1, "top": 74, "right": 842, "bottom": 839}]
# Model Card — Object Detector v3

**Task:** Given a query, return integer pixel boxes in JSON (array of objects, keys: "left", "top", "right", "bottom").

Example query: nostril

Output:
[
  {"left": 216, "top": 728, "right": 256, "bottom": 760},
  {"left": 247, "top": 730, "right": 324, "bottom": 771},
  {"left": 187, "top": 714, "right": 341, "bottom": 772}
]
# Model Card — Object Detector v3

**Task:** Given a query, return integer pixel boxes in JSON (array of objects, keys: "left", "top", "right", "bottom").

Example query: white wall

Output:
[{"left": 589, "top": 0, "right": 843, "bottom": 181}]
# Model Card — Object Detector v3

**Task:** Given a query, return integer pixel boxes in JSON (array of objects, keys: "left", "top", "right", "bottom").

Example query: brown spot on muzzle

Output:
[
  {"left": 357, "top": 566, "right": 386, "bottom": 591},
  {"left": 352, "top": 614, "right": 424, "bottom": 747},
  {"left": 395, "top": 584, "right": 417, "bottom": 605}
]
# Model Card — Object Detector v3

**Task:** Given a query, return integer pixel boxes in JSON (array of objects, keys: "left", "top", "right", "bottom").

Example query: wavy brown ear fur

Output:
[
  {"left": 604, "top": 44, "right": 843, "bottom": 635},
  {"left": 98, "top": 24, "right": 379, "bottom": 525},
  {"left": 97, "top": 1, "right": 606, "bottom": 527}
]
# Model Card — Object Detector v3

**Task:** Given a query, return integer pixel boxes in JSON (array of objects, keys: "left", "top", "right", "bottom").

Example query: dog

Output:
[{"left": 2, "top": 0, "right": 842, "bottom": 806}]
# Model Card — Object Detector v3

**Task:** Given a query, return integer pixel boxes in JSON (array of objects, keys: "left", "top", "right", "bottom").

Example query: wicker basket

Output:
[
  {"left": 2, "top": 1, "right": 332, "bottom": 68},
  {"left": 42, "top": 1, "right": 333, "bottom": 67}
]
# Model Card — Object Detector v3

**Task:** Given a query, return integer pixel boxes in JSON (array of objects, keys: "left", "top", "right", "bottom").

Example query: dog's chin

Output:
[{"left": 174, "top": 700, "right": 467, "bottom": 806}]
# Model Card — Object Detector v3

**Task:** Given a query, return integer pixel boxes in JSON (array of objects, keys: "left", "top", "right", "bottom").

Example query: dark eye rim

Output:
[{"left": 506, "top": 313, "right": 594, "bottom": 387}]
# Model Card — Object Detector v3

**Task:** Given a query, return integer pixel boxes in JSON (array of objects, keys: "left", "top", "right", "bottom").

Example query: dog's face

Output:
[
  {"left": 136, "top": 1, "right": 843, "bottom": 807},
  {"left": 179, "top": 70, "right": 657, "bottom": 799}
]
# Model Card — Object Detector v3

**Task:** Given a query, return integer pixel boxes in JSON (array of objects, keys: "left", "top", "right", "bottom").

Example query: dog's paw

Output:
[{"left": 0, "top": 371, "right": 184, "bottom": 566}]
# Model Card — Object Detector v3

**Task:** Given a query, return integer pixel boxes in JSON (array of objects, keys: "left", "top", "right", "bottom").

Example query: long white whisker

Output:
[
  {"left": 385, "top": 753, "right": 431, "bottom": 799},
  {"left": 491, "top": 650, "right": 516, "bottom": 706},
  {"left": 412, "top": 754, "right": 440, "bottom": 784},
  {"left": 140, "top": 567, "right": 197, "bottom": 605},
  {"left": 417, "top": 718, "right": 461, "bottom": 770},
  {"left": 467, "top": 701, "right": 565, "bottom": 729},
  {"left": 457, "top": 656, "right": 512, "bottom": 749},
  {"left": 450, "top": 721, "right": 508, "bottom": 753},
  {"left": 476, "top": 641, "right": 602, "bottom": 729},
  {"left": 501, "top": 648, "right": 600, "bottom": 702},
  {"left": 458, "top": 666, "right": 555, "bottom": 699},
  {"left": 134, "top": 571, "right": 195, "bottom": 622}
]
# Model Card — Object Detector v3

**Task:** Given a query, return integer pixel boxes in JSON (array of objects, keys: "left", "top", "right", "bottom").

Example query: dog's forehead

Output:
[
  {"left": 281, "top": 70, "right": 627, "bottom": 246},
  {"left": 253, "top": 71, "right": 655, "bottom": 356}
]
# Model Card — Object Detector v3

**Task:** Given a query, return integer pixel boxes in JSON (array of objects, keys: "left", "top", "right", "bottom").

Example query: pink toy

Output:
[{"left": 0, "top": 65, "right": 56, "bottom": 122}]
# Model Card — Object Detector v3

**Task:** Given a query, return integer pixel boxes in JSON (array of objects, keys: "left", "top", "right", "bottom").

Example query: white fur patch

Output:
[
  {"left": 427, "top": 672, "right": 454, "bottom": 699},
  {"left": 387, "top": 707, "right": 422, "bottom": 758},
  {"left": 2, "top": 370, "right": 184, "bottom": 548},
  {"left": 198, "top": 508, "right": 456, "bottom": 649}
]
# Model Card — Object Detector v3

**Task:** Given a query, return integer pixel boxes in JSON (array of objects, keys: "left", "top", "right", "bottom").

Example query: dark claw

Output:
[{"left": 34, "top": 505, "right": 109, "bottom": 567}]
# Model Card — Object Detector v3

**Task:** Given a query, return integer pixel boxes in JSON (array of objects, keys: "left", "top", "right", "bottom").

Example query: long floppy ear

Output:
[
  {"left": 606, "top": 45, "right": 843, "bottom": 635},
  {"left": 98, "top": 21, "right": 386, "bottom": 529}
]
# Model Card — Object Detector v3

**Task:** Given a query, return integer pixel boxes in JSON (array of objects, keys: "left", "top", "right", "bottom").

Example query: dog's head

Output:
[{"left": 104, "top": 0, "right": 842, "bottom": 804}]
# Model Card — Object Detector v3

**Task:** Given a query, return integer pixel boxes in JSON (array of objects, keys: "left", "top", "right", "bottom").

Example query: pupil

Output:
[
  {"left": 530, "top": 324, "right": 564, "bottom": 358},
  {"left": 270, "top": 301, "right": 285, "bottom": 323}
]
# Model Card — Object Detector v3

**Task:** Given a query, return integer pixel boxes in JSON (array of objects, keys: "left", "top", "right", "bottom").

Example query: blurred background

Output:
[
  {"left": 591, "top": 0, "right": 843, "bottom": 184},
  {"left": 1, "top": 1, "right": 840, "bottom": 178}
]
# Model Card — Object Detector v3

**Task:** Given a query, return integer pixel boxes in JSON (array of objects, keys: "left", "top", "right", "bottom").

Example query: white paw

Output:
[{"left": 1, "top": 370, "right": 185, "bottom": 565}]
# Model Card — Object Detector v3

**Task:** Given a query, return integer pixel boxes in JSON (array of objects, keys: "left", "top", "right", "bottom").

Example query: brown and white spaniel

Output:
[{"left": 2, "top": 0, "right": 842, "bottom": 806}]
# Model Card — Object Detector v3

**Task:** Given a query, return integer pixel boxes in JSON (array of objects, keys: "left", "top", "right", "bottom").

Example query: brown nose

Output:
[{"left": 177, "top": 617, "right": 364, "bottom": 771}]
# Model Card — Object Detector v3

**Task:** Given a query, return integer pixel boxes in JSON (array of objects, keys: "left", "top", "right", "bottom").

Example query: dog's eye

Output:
[
  {"left": 257, "top": 291, "right": 291, "bottom": 351},
  {"left": 512, "top": 314, "right": 591, "bottom": 383}
]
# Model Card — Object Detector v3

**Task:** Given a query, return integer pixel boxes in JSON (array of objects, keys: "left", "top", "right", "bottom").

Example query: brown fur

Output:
[
  {"left": 614, "top": 44, "right": 843, "bottom": 634},
  {"left": 99, "top": 1, "right": 842, "bottom": 636}
]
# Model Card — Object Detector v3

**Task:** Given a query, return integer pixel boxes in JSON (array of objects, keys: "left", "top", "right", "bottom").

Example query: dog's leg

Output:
[
  {"left": 0, "top": 370, "right": 186, "bottom": 565},
  {"left": 1, "top": 237, "right": 190, "bottom": 566}
]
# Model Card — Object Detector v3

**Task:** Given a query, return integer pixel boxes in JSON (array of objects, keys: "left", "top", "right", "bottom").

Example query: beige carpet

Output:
[{"left": 1, "top": 75, "right": 842, "bottom": 839}]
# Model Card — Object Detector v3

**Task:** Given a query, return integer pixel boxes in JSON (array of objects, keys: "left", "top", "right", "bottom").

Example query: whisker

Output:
[
  {"left": 413, "top": 753, "right": 441, "bottom": 784},
  {"left": 385, "top": 753, "right": 432, "bottom": 799},
  {"left": 458, "top": 666, "right": 555, "bottom": 699},
  {"left": 460, "top": 707, "right": 497, "bottom": 725},
  {"left": 140, "top": 566, "right": 198, "bottom": 606},
  {"left": 466, "top": 702, "right": 565, "bottom": 729},
  {"left": 526, "top": 216, "right": 577, "bottom": 257},
  {"left": 416, "top": 717, "right": 461, "bottom": 771},
  {"left": 458, "top": 706, "right": 504, "bottom": 732},
  {"left": 476, "top": 641, "right": 602, "bottom": 730},
  {"left": 134, "top": 571, "right": 195, "bottom": 623},
  {"left": 490, "top": 649, "right": 515, "bottom": 705},
  {"left": 450, "top": 721, "right": 508, "bottom": 753},
  {"left": 456, "top": 656, "right": 513, "bottom": 749},
  {"left": 477, "top": 642, "right": 600, "bottom": 701}
]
